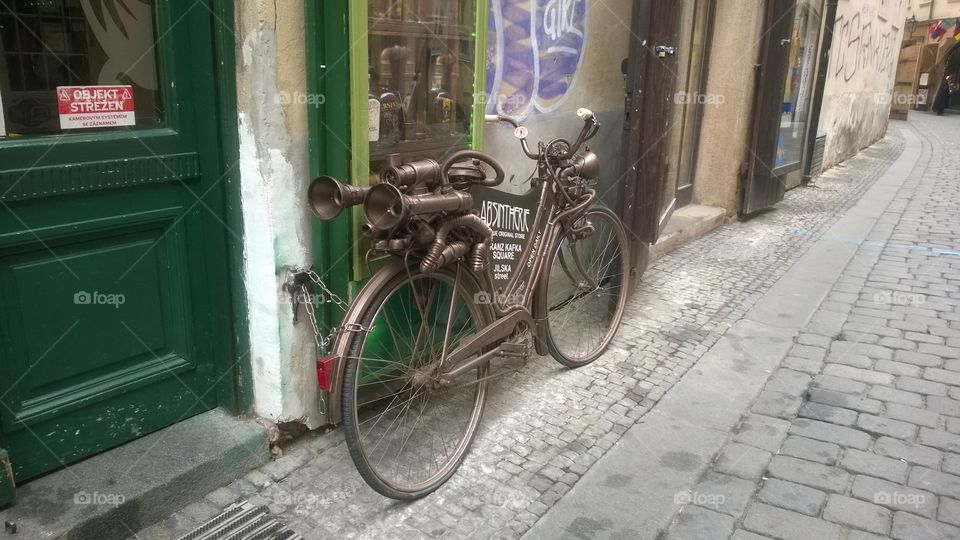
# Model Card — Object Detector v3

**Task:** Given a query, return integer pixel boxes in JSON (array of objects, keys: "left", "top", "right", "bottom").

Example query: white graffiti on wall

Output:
[
  {"left": 543, "top": 0, "right": 585, "bottom": 43},
  {"left": 485, "top": 0, "right": 588, "bottom": 119}
]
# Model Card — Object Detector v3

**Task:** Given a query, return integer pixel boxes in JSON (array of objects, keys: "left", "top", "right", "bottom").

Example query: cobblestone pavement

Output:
[
  {"left": 136, "top": 122, "right": 908, "bottom": 539},
  {"left": 665, "top": 113, "right": 960, "bottom": 540}
]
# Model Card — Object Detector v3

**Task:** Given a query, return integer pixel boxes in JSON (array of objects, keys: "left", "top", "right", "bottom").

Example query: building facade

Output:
[
  {"left": 816, "top": 0, "right": 908, "bottom": 169},
  {"left": 893, "top": 0, "right": 960, "bottom": 115}
]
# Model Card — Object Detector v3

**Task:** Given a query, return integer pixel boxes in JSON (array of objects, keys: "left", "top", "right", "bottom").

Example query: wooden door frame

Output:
[
  {"left": 741, "top": 0, "right": 796, "bottom": 216},
  {"left": 674, "top": 0, "right": 717, "bottom": 209},
  {"left": 304, "top": 0, "right": 354, "bottom": 341},
  {"left": 211, "top": 0, "right": 252, "bottom": 414},
  {"left": 618, "top": 0, "right": 653, "bottom": 245}
]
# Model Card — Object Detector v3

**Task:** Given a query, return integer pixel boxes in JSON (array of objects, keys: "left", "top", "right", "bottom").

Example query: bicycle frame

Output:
[
  {"left": 442, "top": 179, "right": 597, "bottom": 370},
  {"left": 322, "top": 178, "right": 595, "bottom": 424},
  {"left": 322, "top": 111, "right": 601, "bottom": 424}
]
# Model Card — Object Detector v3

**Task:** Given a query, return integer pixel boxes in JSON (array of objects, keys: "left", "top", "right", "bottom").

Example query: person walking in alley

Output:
[{"left": 933, "top": 41, "right": 960, "bottom": 115}]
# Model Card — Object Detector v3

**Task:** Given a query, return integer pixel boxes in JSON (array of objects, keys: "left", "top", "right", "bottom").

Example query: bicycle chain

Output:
[{"left": 292, "top": 267, "right": 351, "bottom": 354}]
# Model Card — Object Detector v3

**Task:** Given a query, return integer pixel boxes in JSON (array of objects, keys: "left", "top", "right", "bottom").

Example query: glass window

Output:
[
  {"left": 367, "top": 0, "right": 475, "bottom": 170},
  {"left": 775, "top": 0, "right": 821, "bottom": 169},
  {"left": 0, "top": 0, "right": 162, "bottom": 136}
]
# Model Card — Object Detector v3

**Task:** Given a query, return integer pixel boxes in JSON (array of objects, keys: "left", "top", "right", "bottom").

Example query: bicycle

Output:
[{"left": 307, "top": 108, "right": 631, "bottom": 499}]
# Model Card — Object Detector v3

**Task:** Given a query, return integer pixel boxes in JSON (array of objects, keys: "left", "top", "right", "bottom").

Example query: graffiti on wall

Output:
[
  {"left": 831, "top": 1, "right": 903, "bottom": 82},
  {"left": 485, "top": 0, "right": 587, "bottom": 119}
]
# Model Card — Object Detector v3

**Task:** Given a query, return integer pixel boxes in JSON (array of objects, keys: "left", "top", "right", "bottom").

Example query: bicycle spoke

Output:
[
  {"left": 545, "top": 210, "right": 629, "bottom": 366},
  {"left": 343, "top": 269, "right": 488, "bottom": 496}
]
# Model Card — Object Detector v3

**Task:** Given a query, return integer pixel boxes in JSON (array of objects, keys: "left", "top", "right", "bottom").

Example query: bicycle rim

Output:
[
  {"left": 543, "top": 208, "right": 630, "bottom": 367},
  {"left": 341, "top": 265, "right": 490, "bottom": 499}
]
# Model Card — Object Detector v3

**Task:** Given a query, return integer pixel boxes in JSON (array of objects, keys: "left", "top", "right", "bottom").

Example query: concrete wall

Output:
[
  {"left": 235, "top": 0, "right": 322, "bottom": 428},
  {"left": 818, "top": 0, "right": 909, "bottom": 169},
  {"left": 691, "top": 1, "right": 766, "bottom": 215}
]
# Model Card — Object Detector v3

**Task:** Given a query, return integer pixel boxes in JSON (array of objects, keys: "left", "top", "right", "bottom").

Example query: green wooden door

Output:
[{"left": 0, "top": 0, "right": 236, "bottom": 482}]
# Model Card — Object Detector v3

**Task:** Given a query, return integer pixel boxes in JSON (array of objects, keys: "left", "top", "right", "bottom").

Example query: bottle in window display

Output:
[
  {"left": 403, "top": 71, "right": 422, "bottom": 138},
  {"left": 376, "top": 45, "right": 412, "bottom": 146},
  {"left": 367, "top": 73, "right": 381, "bottom": 143},
  {"left": 378, "top": 91, "right": 404, "bottom": 145},
  {"left": 428, "top": 52, "right": 459, "bottom": 135}
]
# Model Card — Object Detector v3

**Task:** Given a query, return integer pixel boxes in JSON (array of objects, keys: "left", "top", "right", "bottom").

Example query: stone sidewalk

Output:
[
  {"left": 135, "top": 116, "right": 924, "bottom": 539},
  {"left": 531, "top": 113, "right": 959, "bottom": 540},
  {"left": 659, "top": 112, "right": 960, "bottom": 540}
]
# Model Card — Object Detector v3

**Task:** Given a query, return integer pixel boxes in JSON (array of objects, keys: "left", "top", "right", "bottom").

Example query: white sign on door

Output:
[{"left": 57, "top": 85, "right": 135, "bottom": 129}]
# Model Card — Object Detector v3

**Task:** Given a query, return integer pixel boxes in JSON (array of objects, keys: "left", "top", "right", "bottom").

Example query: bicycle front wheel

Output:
[
  {"left": 541, "top": 207, "right": 631, "bottom": 367},
  {"left": 340, "top": 263, "right": 492, "bottom": 500}
]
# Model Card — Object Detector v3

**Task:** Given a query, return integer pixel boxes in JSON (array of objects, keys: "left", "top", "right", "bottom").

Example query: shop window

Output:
[
  {"left": 775, "top": 0, "right": 821, "bottom": 169},
  {"left": 366, "top": 0, "right": 475, "bottom": 168},
  {"left": 0, "top": 0, "right": 162, "bottom": 136}
]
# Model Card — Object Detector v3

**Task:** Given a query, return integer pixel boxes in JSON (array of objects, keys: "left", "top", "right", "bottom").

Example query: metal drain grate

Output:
[{"left": 178, "top": 501, "right": 302, "bottom": 540}]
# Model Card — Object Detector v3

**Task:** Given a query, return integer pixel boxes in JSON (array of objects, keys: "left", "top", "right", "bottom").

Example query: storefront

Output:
[
  {"left": 302, "top": 0, "right": 652, "bottom": 422},
  {"left": 775, "top": 0, "right": 827, "bottom": 188},
  {"left": 742, "top": 0, "right": 831, "bottom": 214},
  {"left": 304, "top": 0, "right": 724, "bottom": 298},
  {"left": 0, "top": 0, "right": 243, "bottom": 501}
]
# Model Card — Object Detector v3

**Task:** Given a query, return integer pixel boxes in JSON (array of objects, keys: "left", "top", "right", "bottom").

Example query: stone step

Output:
[{"left": 0, "top": 409, "right": 269, "bottom": 540}]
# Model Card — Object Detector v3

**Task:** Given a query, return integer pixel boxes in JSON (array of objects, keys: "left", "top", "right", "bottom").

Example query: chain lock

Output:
[{"left": 286, "top": 267, "right": 350, "bottom": 353}]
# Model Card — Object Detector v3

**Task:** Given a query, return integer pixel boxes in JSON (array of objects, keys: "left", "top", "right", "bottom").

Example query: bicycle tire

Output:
[
  {"left": 340, "top": 263, "right": 492, "bottom": 500},
  {"left": 540, "top": 206, "right": 631, "bottom": 367}
]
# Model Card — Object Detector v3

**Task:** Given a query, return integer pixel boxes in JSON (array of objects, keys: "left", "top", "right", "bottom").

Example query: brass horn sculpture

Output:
[
  {"left": 363, "top": 183, "right": 474, "bottom": 231},
  {"left": 308, "top": 176, "right": 369, "bottom": 220}
]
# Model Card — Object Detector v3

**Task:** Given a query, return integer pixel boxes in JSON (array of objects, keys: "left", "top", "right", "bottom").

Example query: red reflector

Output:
[{"left": 317, "top": 356, "right": 335, "bottom": 391}]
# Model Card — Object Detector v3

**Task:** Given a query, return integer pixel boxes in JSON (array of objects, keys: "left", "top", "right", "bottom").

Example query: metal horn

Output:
[
  {"left": 380, "top": 159, "right": 441, "bottom": 188},
  {"left": 363, "top": 183, "right": 473, "bottom": 231},
  {"left": 308, "top": 176, "right": 369, "bottom": 220}
]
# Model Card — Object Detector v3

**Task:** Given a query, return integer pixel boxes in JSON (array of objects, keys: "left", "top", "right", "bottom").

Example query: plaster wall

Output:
[
  {"left": 819, "top": 0, "right": 909, "bottom": 169},
  {"left": 690, "top": 1, "right": 766, "bottom": 215},
  {"left": 235, "top": 0, "right": 323, "bottom": 427}
]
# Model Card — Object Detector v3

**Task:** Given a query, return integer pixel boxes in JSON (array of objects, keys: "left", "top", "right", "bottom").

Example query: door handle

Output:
[{"left": 654, "top": 45, "right": 678, "bottom": 58}]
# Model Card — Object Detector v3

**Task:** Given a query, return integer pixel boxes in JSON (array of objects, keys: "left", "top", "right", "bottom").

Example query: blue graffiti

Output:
[{"left": 486, "top": 0, "right": 587, "bottom": 119}]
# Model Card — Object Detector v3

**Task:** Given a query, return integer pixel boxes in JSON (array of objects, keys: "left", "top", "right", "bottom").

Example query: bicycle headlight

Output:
[{"left": 573, "top": 151, "right": 600, "bottom": 180}]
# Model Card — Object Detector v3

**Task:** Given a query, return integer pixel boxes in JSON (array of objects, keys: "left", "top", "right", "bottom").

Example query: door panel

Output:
[
  {"left": 742, "top": 0, "right": 795, "bottom": 215},
  {"left": 0, "top": 0, "right": 232, "bottom": 481}
]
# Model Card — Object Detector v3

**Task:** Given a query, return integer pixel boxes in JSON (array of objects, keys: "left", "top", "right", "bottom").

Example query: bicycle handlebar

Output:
[{"left": 486, "top": 108, "right": 599, "bottom": 160}]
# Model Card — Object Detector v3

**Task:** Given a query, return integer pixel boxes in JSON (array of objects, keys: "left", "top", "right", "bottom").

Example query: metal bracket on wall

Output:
[
  {"left": 283, "top": 269, "right": 314, "bottom": 325},
  {"left": 0, "top": 448, "right": 15, "bottom": 508}
]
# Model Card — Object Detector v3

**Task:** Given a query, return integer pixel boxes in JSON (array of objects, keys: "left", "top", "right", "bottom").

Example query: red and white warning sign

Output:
[{"left": 57, "top": 85, "right": 135, "bottom": 129}]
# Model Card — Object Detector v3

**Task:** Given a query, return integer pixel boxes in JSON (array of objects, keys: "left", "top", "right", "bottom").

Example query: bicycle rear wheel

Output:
[
  {"left": 340, "top": 263, "right": 492, "bottom": 499},
  {"left": 541, "top": 206, "right": 630, "bottom": 367}
]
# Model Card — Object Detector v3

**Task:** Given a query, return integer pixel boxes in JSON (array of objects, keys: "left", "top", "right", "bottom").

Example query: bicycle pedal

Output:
[{"left": 499, "top": 342, "right": 527, "bottom": 356}]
